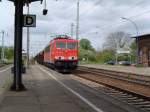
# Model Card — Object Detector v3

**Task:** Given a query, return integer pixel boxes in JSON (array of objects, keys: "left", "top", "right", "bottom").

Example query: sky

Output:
[{"left": 0, "top": 0, "right": 150, "bottom": 56}]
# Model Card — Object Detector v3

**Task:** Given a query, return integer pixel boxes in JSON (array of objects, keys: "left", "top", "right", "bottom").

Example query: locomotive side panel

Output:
[
  {"left": 50, "top": 42, "right": 55, "bottom": 64},
  {"left": 44, "top": 45, "right": 50, "bottom": 63},
  {"left": 44, "top": 41, "right": 56, "bottom": 64}
]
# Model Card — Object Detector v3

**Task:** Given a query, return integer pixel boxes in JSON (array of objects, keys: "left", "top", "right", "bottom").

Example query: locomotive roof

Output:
[
  {"left": 43, "top": 36, "right": 78, "bottom": 51},
  {"left": 51, "top": 36, "right": 77, "bottom": 42},
  {"left": 51, "top": 35, "right": 77, "bottom": 40},
  {"left": 54, "top": 36, "right": 71, "bottom": 40}
]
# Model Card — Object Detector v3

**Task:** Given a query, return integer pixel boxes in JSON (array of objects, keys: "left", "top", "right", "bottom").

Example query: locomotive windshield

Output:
[
  {"left": 67, "top": 43, "right": 77, "bottom": 49},
  {"left": 56, "top": 42, "right": 77, "bottom": 49},
  {"left": 56, "top": 42, "right": 66, "bottom": 49}
]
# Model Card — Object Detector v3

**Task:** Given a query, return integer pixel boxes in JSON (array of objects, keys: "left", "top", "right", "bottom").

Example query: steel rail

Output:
[
  {"left": 75, "top": 66, "right": 150, "bottom": 98},
  {"left": 77, "top": 66, "right": 150, "bottom": 86}
]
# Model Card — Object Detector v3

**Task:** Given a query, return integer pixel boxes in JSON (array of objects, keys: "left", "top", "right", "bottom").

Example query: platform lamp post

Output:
[
  {"left": 76, "top": 0, "right": 80, "bottom": 41},
  {"left": 76, "top": 0, "right": 80, "bottom": 62},
  {"left": 71, "top": 23, "right": 74, "bottom": 38},
  {"left": 26, "top": 4, "right": 30, "bottom": 69},
  {"left": 8, "top": 0, "right": 44, "bottom": 91},
  {"left": 121, "top": 17, "right": 139, "bottom": 65}
]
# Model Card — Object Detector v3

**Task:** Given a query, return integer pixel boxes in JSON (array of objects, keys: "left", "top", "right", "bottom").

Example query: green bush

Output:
[
  {"left": 96, "top": 50, "right": 115, "bottom": 63},
  {"left": 136, "top": 64, "right": 143, "bottom": 67},
  {"left": 79, "top": 49, "right": 97, "bottom": 62}
]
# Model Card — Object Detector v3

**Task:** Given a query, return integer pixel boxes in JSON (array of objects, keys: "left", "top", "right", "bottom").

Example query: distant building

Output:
[{"left": 133, "top": 34, "right": 150, "bottom": 67}]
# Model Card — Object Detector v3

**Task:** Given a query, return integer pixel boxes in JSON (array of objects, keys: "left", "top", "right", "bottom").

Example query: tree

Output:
[
  {"left": 0, "top": 47, "right": 14, "bottom": 61},
  {"left": 80, "top": 38, "right": 95, "bottom": 51},
  {"left": 79, "top": 38, "right": 96, "bottom": 62},
  {"left": 79, "top": 49, "right": 96, "bottom": 62},
  {"left": 96, "top": 50, "right": 115, "bottom": 63},
  {"left": 103, "top": 31, "right": 131, "bottom": 52}
]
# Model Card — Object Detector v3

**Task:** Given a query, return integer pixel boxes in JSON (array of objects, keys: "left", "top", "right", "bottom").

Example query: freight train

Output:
[{"left": 35, "top": 35, "right": 78, "bottom": 72}]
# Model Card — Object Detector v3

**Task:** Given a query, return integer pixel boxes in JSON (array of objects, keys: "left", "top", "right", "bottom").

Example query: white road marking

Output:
[
  {"left": 0, "top": 66, "right": 12, "bottom": 73},
  {"left": 38, "top": 66, "right": 104, "bottom": 112}
]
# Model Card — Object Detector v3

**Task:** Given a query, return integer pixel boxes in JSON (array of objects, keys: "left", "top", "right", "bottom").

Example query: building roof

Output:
[{"left": 132, "top": 34, "right": 150, "bottom": 39}]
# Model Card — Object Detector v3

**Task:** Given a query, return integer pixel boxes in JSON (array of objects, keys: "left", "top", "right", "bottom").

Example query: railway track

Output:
[
  {"left": 73, "top": 66, "right": 150, "bottom": 112},
  {"left": 78, "top": 66, "right": 150, "bottom": 86}
]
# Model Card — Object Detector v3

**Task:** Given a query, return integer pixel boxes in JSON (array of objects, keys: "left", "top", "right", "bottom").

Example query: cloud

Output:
[{"left": 1, "top": 0, "right": 150, "bottom": 54}]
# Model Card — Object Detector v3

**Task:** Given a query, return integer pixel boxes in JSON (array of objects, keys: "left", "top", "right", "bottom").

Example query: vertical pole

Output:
[
  {"left": 115, "top": 43, "right": 118, "bottom": 64},
  {"left": 71, "top": 23, "right": 74, "bottom": 38},
  {"left": 27, "top": 4, "right": 30, "bottom": 69},
  {"left": 10, "top": 2, "right": 17, "bottom": 90},
  {"left": 76, "top": 0, "right": 80, "bottom": 62},
  {"left": 10, "top": 0, "right": 25, "bottom": 91},
  {"left": 44, "top": 0, "right": 47, "bottom": 9},
  {"left": 115, "top": 54, "right": 118, "bottom": 65},
  {"left": 76, "top": 0, "right": 79, "bottom": 40},
  {"left": 136, "top": 30, "right": 139, "bottom": 65},
  {"left": 121, "top": 17, "right": 139, "bottom": 65}
]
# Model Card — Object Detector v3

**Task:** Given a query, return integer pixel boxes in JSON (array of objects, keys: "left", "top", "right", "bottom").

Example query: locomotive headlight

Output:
[
  {"left": 55, "top": 56, "right": 59, "bottom": 59},
  {"left": 55, "top": 56, "right": 64, "bottom": 60},
  {"left": 68, "top": 56, "right": 77, "bottom": 60},
  {"left": 60, "top": 56, "right": 64, "bottom": 60},
  {"left": 68, "top": 56, "right": 73, "bottom": 60}
]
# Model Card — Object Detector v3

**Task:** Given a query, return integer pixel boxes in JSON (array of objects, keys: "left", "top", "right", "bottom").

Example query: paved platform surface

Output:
[
  {"left": 0, "top": 66, "right": 91, "bottom": 112},
  {"left": 0, "top": 65, "right": 144, "bottom": 112},
  {"left": 0, "top": 66, "right": 12, "bottom": 96},
  {"left": 81, "top": 64, "right": 150, "bottom": 76}
]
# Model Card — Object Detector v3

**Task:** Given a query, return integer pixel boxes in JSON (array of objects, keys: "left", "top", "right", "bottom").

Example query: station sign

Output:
[{"left": 23, "top": 14, "right": 36, "bottom": 27}]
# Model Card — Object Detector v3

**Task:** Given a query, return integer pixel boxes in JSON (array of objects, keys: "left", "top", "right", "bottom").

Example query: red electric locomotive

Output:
[{"left": 44, "top": 35, "right": 78, "bottom": 72}]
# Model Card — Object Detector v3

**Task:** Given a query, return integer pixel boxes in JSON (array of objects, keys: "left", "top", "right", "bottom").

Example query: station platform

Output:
[
  {"left": 0, "top": 66, "right": 91, "bottom": 112},
  {"left": 81, "top": 64, "right": 150, "bottom": 76},
  {"left": 0, "top": 65, "right": 143, "bottom": 112}
]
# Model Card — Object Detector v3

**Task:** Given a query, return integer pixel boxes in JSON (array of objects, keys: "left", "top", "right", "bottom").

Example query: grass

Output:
[{"left": 136, "top": 64, "right": 144, "bottom": 68}]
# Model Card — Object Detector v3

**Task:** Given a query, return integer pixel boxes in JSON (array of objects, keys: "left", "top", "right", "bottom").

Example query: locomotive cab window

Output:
[
  {"left": 67, "top": 43, "right": 77, "bottom": 50},
  {"left": 56, "top": 42, "right": 66, "bottom": 49}
]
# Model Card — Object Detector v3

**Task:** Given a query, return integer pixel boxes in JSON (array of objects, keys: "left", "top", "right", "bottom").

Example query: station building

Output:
[{"left": 133, "top": 34, "right": 150, "bottom": 67}]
